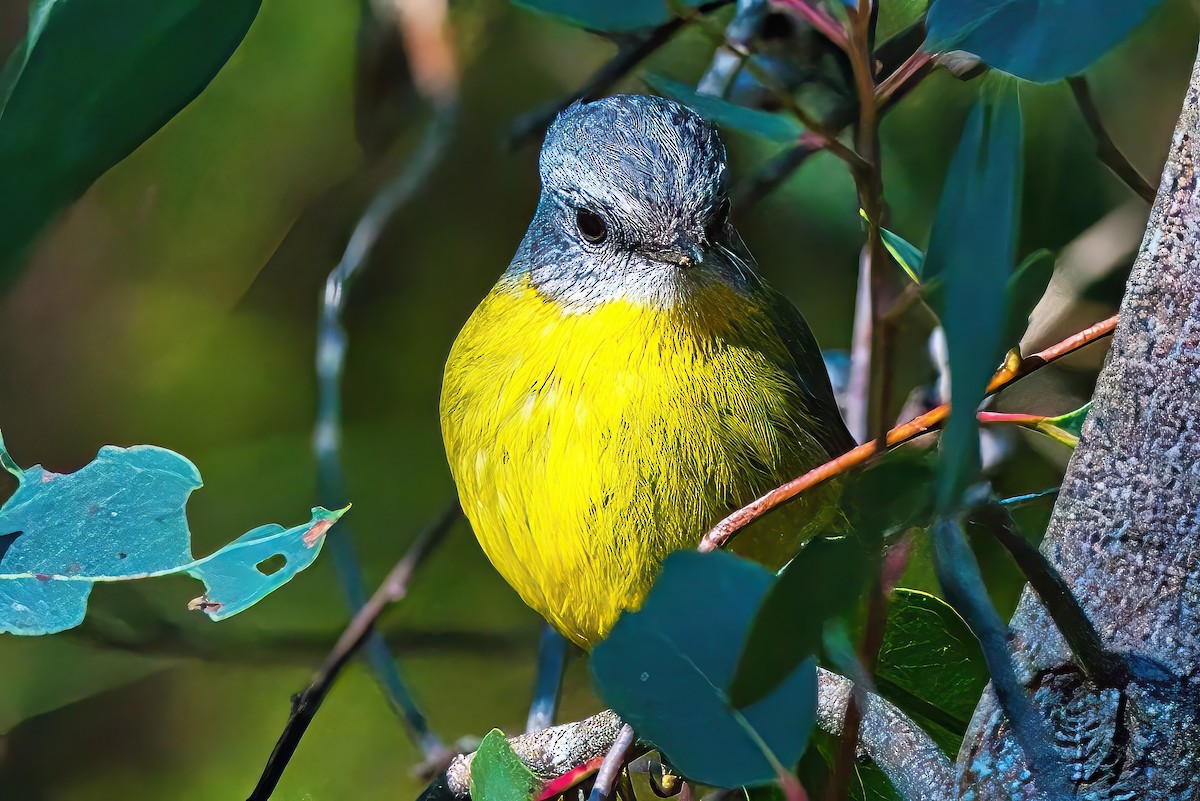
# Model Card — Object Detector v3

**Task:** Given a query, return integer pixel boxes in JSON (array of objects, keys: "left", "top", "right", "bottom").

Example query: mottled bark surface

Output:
[{"left": 956, "top": 44, "right": 1200, "bottom": 801}]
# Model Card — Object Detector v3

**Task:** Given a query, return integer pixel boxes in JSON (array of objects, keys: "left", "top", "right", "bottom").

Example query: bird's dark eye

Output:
[
  {"left": 576, "top": 209, "right": 608, "bottom": 244},
  {"left": 706, "top": 197, "right": 731, "bottom": 241}
]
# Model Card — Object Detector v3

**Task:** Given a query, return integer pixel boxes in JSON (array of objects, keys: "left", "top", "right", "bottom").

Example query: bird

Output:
[{"left": 440, "top": 94, "right": 854, "bottom": 650}]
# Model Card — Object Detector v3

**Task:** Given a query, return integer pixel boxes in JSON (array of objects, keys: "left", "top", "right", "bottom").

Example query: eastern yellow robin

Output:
[{"left": 441, "top": 95, "right": 853, "bottom": 649}]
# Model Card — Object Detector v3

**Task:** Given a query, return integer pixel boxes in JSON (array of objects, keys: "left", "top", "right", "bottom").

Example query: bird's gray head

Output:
[{"left": 507, "top": 94, "right": 759, "bottom": 309}]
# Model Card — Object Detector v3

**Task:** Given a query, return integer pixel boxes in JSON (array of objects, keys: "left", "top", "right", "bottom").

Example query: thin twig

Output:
[
  {"left": 312, "top": 0, "right": 459, "bottom": 761},
  {"left": 1068, "top": 76, "right": 1156, "bottom": 203},
  {"left": 844, "top": 248, "right": 872, "bottom": 442},
  {"left": 772, "top": 0, "right": 849, "bottom": 51},
  {"left": 507, "top": 0, "right": 734, "bottom": 147},
  {"left": 736, "top": 21, "right": 932, "bottom": 207},
  {"left": 699, "top": 315, "right": 1119, "bottom": 552},
  {"left": 930, "top": 516, "right": 1073, "bottom": 801},
  {"left": 73, "top": 619, "right": 522, "bottom": 665},
  {"left": 587, "top": 725, "right": 636, "bottom": 801},
  {"left": 969, "top": 501, "right": 1131, "bottom": 687},
  {"left": 827, "top": 3, "right": 891, "bottom": 795},
  {"left": 247, "top": 503, "right": 461, "bottom": 801},
  {"left": 874, "top": 50, "right": 932, "bottom": 107},
  {"left": 683, "top": 7, "right": 869, "bottom": 171}
]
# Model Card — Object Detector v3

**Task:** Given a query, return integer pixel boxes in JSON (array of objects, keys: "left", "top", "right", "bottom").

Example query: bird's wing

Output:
[{"left": 760, "top": 285, "right": 858, "bottom": 459}]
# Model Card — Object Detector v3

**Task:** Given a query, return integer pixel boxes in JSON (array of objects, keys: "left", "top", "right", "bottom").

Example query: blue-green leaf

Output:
[
  {"left": 645, "top": 74, "right": 804, "bottom": 144},
  {"left": 925, "top": 79, "right": 1023, "bottom": 508},
  {"left": 592, "top": 551, "right": 816, "bottom": 788},
  {"left": 730, "top": 537, "right": 869, "bottom": 708},
  {"left": 0, "top": 0, "right": 262, "bottom": 276},
  {"left": 925, "top": 0, "right": 1166, "bottom": 83},
  {"left": 513, "top": 0, "right": 712, "bottom": 32},
  {"left": 0, "top": 434, "right": 342, "bottom": 634},
  {"left": 469, "top": 729, "right": 539, "bottom": 801}
]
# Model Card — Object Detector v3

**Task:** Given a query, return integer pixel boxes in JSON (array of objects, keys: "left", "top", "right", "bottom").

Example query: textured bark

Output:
[
  {"left": 817, "top": 668, "right": 954, "bottom": 801},
  {"left": 955, "top": 42, "right": 1200, "bottom": 801}
]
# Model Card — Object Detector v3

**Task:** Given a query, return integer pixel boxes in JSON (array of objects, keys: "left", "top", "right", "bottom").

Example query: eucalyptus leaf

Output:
[
  {"left": 860, "top": 210, "right": 925, "bottom": 282},
  {"left": 469, "top": 729, "right": 539, "bottom": 801},
  {"left": 513, "top": 0, "right": 714, "bottom": 32},
  {"left": 731, "top": 537, "right": 870, "bottom": 708},
  {"left": 646, "top": 74, "right": 804, "bottom": 144},
  {"left": 925, "top": 79, "right": 1023, "bottom": 508},
  {"left": 925, "top": 0, "right": 1166, "bottom": 83},
  {"left": 592, "top": 551, "right": 816, "bottom": 788},
  {"left": 0, "top": 0, "right": 262, "bottom": 275},
  {"left": 0, "top": 433, "right": 343, "bottom": 634},
  {"left": 875, "top": 589, "right": 988, "bottom": 726}
]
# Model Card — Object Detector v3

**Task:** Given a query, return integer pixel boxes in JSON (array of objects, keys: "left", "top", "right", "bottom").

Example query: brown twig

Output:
[
  {"left": 874, "top": 50, "right": 932, "bottom": 107},
  {"left": 736, "top": 21, "right": 933, "bottom": 207},
  {"left": 773, "top": 0, "right": 850, "bottom": 51},
  {"left": 699, "top": 315, "right": 1119, "bottom": 553},
  {"left": 1068, "top": 76, "right": 1156, "bottom": 203},
  {"left": 826, "top": 3, "right": 891, "bottom": 794},
  {"left": 246, "top": 503, "right": 461, "bottom": 801}
]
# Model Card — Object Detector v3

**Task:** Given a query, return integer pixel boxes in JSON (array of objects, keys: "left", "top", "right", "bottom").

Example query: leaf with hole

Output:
[
  {"left": 0, "top": 0, "right": 261, "bottom": 277},
  {"left": 591, "top": 551, "right": 816, "bottom": 788},
  {"left": 646, "top": 75, "right": 804, "bottom": 144},
  {"left": 0, "top": 431, "right": 343, "bottom": 635},
  {"left": 924, "top": 79, "right": 1023, "bottom": 508},
  {"left": 512, "top": 0, "right": 714, "bottom": 32},
  {"left": 924, "top": 0, "right": 1166, "bottom": 83},
  {"left": 469, "top": 729, "right": 540, "bottom": 801}
]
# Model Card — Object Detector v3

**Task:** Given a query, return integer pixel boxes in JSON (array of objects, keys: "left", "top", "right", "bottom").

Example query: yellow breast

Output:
[{"left": 440, "top": 275, "right": 839, "bottom": 648}]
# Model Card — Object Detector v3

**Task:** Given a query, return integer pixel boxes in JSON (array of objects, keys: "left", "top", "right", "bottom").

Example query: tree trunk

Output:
[{"left": 956, "top": 40, "right": 1200, "bottom": 801}]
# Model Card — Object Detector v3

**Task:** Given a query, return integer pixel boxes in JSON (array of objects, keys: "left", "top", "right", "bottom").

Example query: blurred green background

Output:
[{"left": 0, "top": 0, "right": 1196, "bottom": 798}]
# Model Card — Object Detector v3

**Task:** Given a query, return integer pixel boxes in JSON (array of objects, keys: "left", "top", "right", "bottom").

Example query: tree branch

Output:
[
  {"left": 1069, "top": 75, "right": 1157, "bottom": 204},
  {"left": 969, "top": 499, "right": 1131, "bottom": 688},
  {"left": 247, "top": 503, "right": 460, "bottom": 801},
  {"left": 698, "top": 316, "right": 1118, "bottom": 553},
  {"left": 816, "top": 668, "right": 953, "bottom": 801}
]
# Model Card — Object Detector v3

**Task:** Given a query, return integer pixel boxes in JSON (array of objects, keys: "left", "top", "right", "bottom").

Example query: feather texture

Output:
[{"left": 441, "top": 273, "right": 845, "bottom": 647}]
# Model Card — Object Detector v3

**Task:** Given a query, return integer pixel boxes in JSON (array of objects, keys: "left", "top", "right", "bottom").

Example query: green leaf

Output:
[
  {"left": 1003, "top": 248, "right": 1055, "bottom": 348},
  {"left": 469, "top": 729, "right": 540, "bottom": 801},
  {"left": 860, "top": 210, "right": 925, "bottom": 282},
  {"left": 874, "top": 589, "right": 988, "bottom": 726},
  {"left": 731, "top": 537, "right": 870, "bottom": 707},
  {"left": 0, "top": 0, "right": 262, "bottom": 276},
  {"left": 925, "top": 0, "right": 1166, "bottom": 83},
  {"left": 1035, "top": 402, "right": 1092, "bottom": 447},
  {"left": 877, "top": 0, "right": 929, "bottom": 41},
  {"left": 925, "top": 78, "right": 1023, "bottom": 508},
  {"left": 591, "top": 551, "right": 816, "bottom": 788},
  {"left": 513, "top": 0, "right": 712, "bottom": 32},
  {"left": 843, "top": 450, "right": 936, "bottom": 537},
  {"left": 645, "top": 74, "right": 804, "bottom": 144},
  {"left": 0, "top": 435, "right": 343, "bottom": 634}
]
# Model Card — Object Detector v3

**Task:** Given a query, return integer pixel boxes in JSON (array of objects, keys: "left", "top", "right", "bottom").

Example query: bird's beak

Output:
[{"left": 643, "top": 237, "right": 705, "bottom": 269}]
